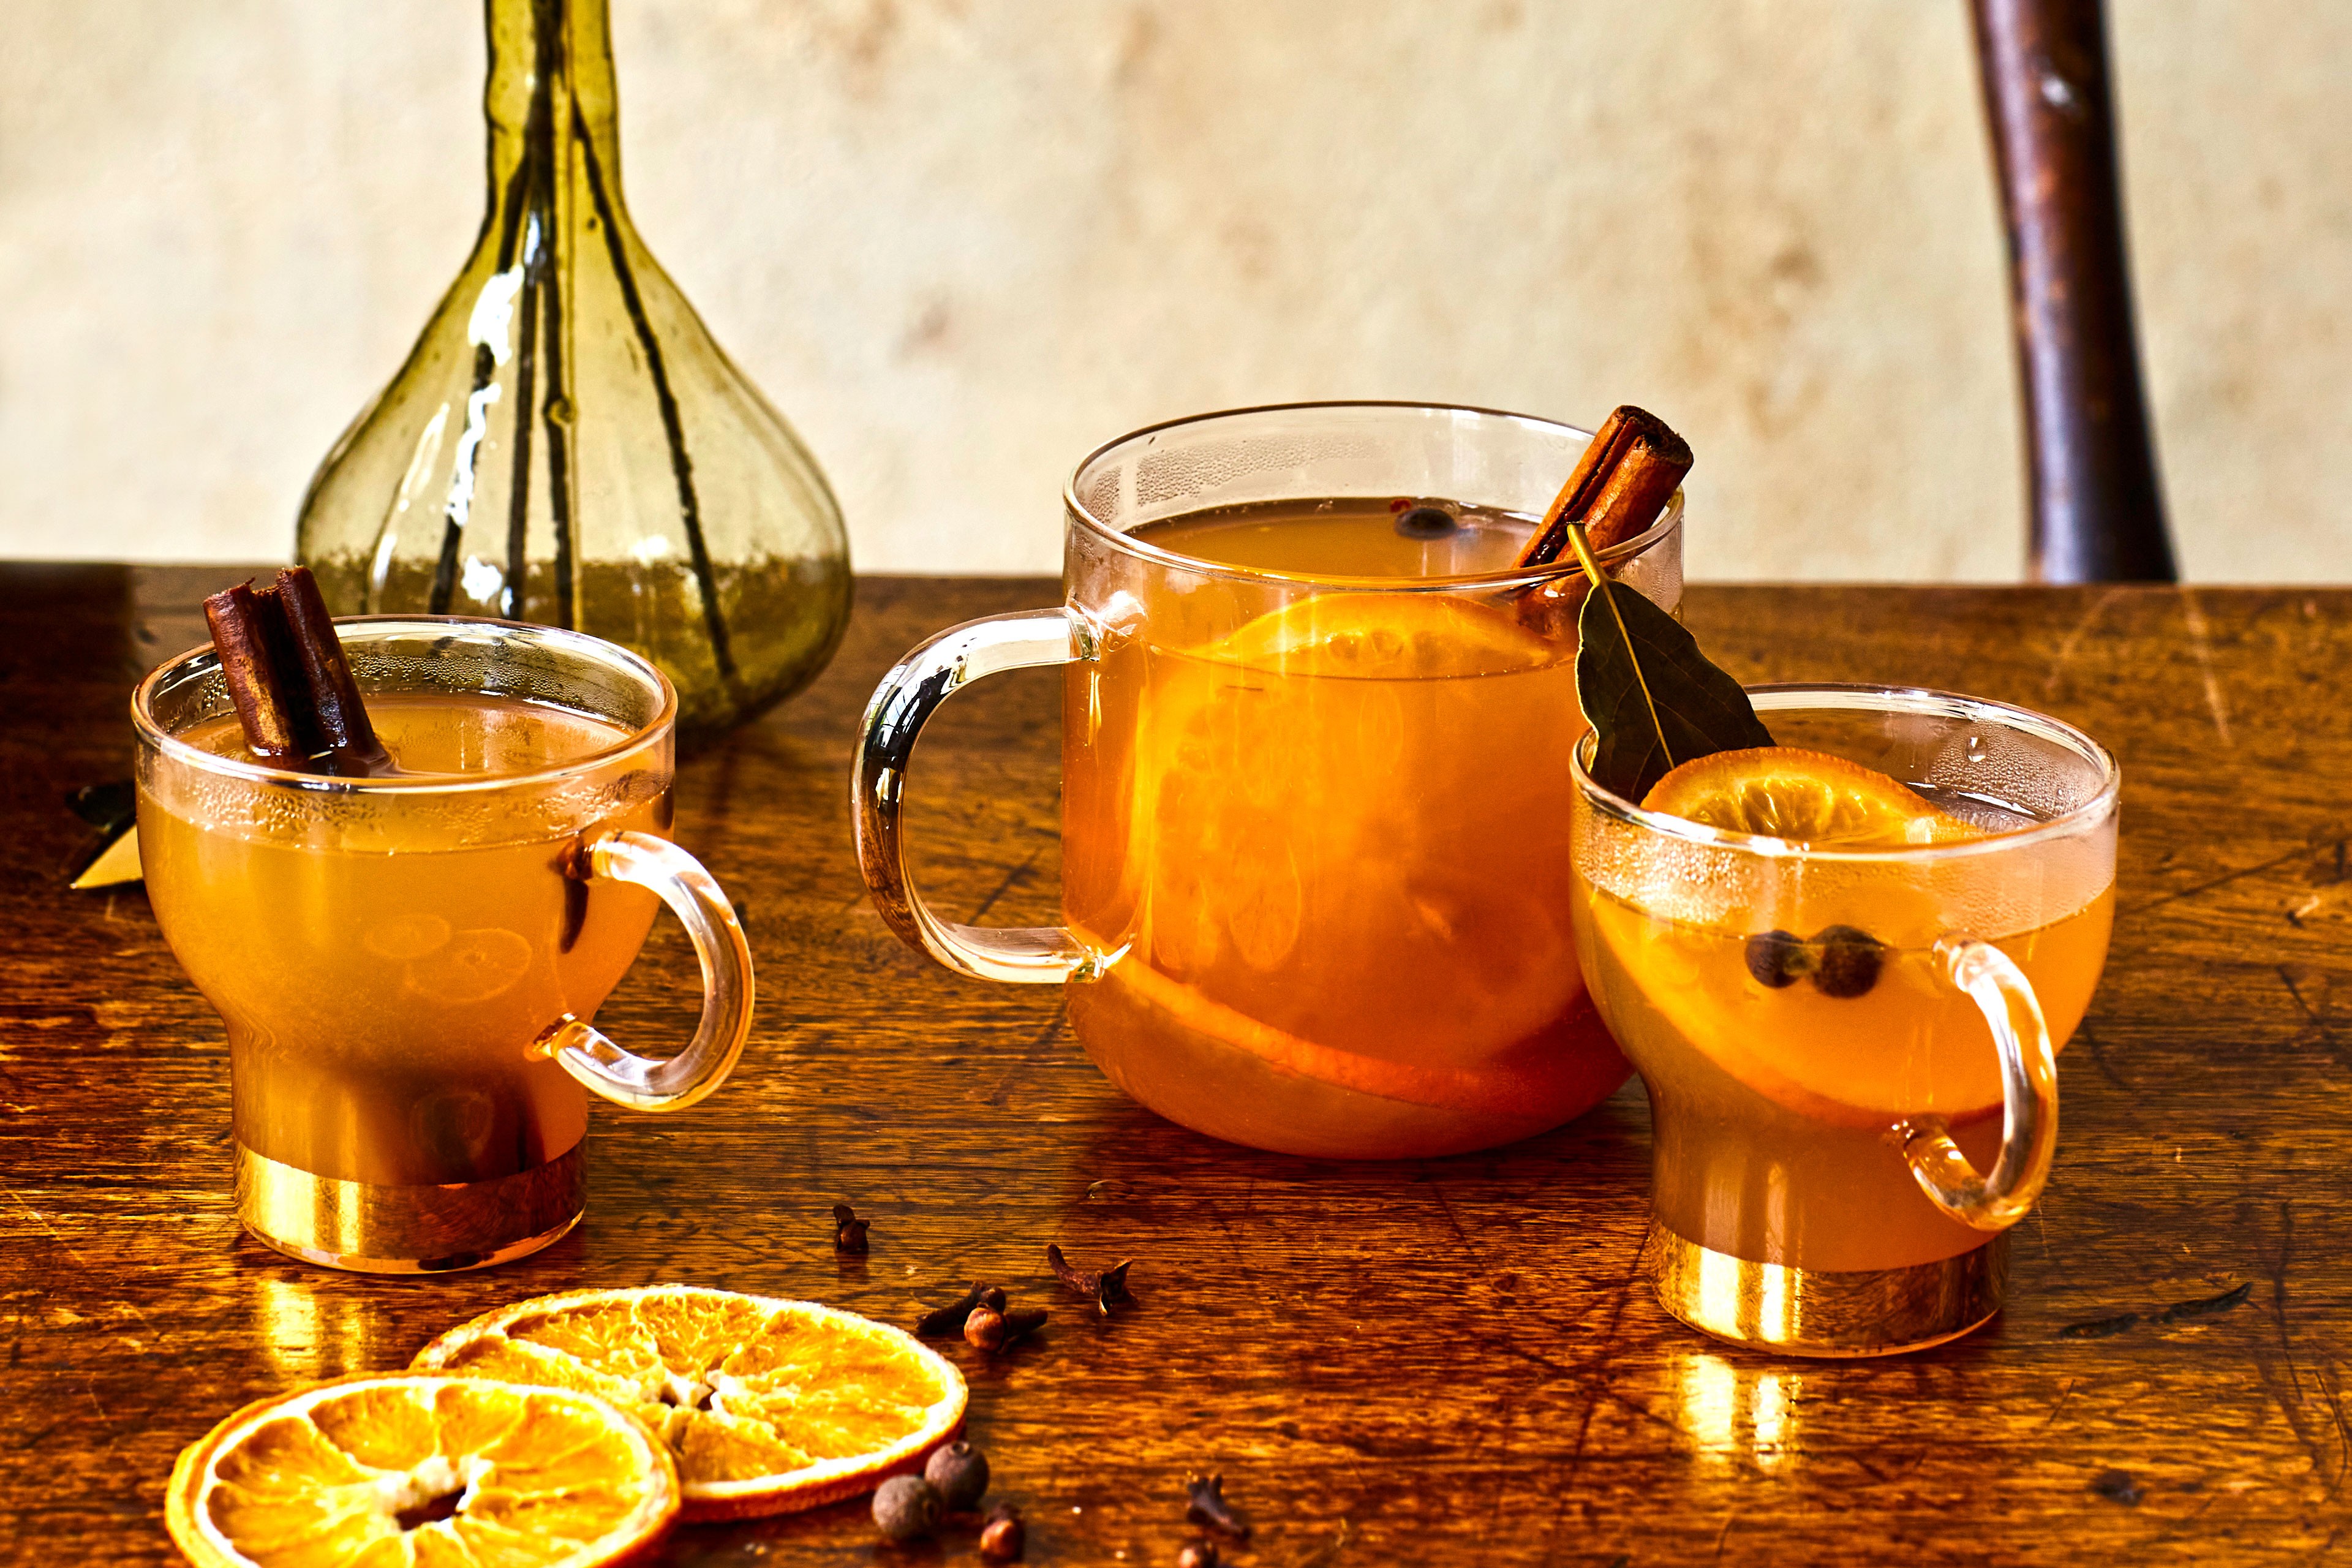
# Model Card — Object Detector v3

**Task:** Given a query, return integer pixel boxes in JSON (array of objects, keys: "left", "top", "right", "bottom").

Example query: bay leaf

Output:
[{"left": 1570, "top": 524, "right": 1773, "bottom": 802}]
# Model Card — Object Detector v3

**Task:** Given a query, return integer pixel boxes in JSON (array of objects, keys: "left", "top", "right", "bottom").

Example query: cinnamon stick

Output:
[
  {"left": 1514, "top": 405, "right": 1693, "bottom": 635},
  {"left": 202, "top": 568, "right": 393, "bottom": 776}
]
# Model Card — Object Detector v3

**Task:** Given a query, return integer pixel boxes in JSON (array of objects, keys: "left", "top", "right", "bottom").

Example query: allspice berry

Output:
[
  {"left": 872, "top": 1474, "right": 942, "bottom": 1542},
  {"left": 924, "top": 1439, "right": 990, "bottom": 1510},
  {"left": 1177, "top": 1544, "right": 1221, "bottom": 1568}
]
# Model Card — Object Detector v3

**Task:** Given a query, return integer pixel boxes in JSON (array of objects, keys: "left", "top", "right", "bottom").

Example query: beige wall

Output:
[{"left": 1, "top": 1, "right": 2344, "bottom": 581}]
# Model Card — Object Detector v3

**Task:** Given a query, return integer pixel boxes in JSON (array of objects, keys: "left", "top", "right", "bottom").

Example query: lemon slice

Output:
[
  {"left": 410, "top": 1287, "right": 966, "bottom": 1521},
  {"left": 165, "top": 1374, "right": 679, "bottom": 1568},
  {"left": 1642, "top": 746, "right": 1976, "bottom": 848}
]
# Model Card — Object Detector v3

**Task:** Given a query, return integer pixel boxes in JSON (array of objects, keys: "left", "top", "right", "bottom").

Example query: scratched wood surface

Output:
[{"left": 4, "top": 565, "right": 2350, "bottom": 1567}]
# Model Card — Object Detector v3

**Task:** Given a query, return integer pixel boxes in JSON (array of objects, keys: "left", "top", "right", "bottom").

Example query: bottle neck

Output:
[{"left": 483, "top": 0, "right": 623, "bottom": 231}]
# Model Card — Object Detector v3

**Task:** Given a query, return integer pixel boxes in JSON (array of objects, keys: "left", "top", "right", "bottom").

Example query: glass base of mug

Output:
[
  {"left": 236, "top": 1141, "right": 586, "bottom": 1274},
  {"left": 1649, "top": 1222, "right": 2008, "bottom": 1358}
]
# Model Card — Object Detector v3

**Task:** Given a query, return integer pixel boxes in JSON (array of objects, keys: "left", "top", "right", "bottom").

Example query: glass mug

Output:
[
  {"left": 1570, "top": 685, "right": 2117, "bottom": 1355},
  {"left": 855, "top": 402, "right": 1682, "bottom": 1158},
  {"left": 135, "top": 618, "right": 753, "bottom": 1273}
]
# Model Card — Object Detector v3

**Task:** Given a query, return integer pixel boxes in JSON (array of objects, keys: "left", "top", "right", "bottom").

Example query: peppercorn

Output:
[
  {"left": 980, "top": 1502, "right": 1025, "bottom": 1560},
  {"left": 1812, "top": 924, "right": 1886, "bottom": 998},
  {"left": 872, "top": 1474, "right": 941, "bottom": 1541},
  {"left": 924, "top": 1439, "right": 990, "bottom": 1510}
]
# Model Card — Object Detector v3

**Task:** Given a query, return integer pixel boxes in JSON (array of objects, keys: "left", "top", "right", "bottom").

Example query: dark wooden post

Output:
[{"left": 1970, "top": 0, "right": 2176, "bottom": 582}]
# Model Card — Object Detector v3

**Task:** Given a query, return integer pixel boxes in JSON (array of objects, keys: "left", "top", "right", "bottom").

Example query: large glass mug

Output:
[
  {"left": 856, "top": 402, "right": 1683, "bottom": 1158},
  {"left": 1569, "top": 685, "right": 2118, "bottom": 1355},
  {"left": 135, "top": 618, "right": 753, "bottom": 1273}
]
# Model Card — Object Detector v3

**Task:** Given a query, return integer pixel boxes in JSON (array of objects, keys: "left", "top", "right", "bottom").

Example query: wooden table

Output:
[{"left": 6, "top": 567, "right": 2349, "bottom": 1566}]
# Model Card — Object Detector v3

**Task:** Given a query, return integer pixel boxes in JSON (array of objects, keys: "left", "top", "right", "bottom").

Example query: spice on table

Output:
[
  {"left": 965, "top": 1305, "right": 1047, "bottom": 1354},
  {"left": 1177, "top": 1544, "right": 1221, "bottom": 1568},
  {"left": 202, "top": 567, "right": 394, "bottom": 777},
  {"left": 979, "top": 1286, "right": 1009, "bottom": 1313},
  {"left": 1046, "top": 1243, "right": 1134, "bottom": 1317},
  {"left": 1186, "top": 1472, "right": 1250, "bottom": 1538},
  {"left": 832, "top": 1202, "right": 871, "bottom": 1254},
  {"left": 924, "top": 1439, "right": 990, "bottom": 1510},
  {"left": 916, "top": 1282, "right": 987, "bottom": 1336},
  {"left": 872, "top": 1474, "right": 943, "bottom": 1540},
  {"left": 980, "top": 1501, "right": 1026, "bottom": 1560}
]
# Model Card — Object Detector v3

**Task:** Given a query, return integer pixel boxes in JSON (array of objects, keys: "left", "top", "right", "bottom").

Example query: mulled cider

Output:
[
  {"left": 1569, "top": 690, "right": 2119, "bottom": 1353},
  {"left": 145, "top": 696, "right": 662, "bottom": 1185},
  {"left": 1061, "top": 499, "right": 1662, "bottom": 1158},
  {"left": 854, "top": 403, "right": 1684, "bottom": 1161},
  {"left": 137, "top": 614, "right": 750, "bottom": 1273}
]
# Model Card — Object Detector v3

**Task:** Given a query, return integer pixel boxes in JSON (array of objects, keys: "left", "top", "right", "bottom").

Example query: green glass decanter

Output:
[{"left": 296, "top": 0, "right": 851, "bottom": 741}]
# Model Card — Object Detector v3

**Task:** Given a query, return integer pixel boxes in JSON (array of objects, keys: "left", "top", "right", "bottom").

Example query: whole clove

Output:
[
  {"left": 979, "top": 1285, "right": 1009, "bottom": 1313},
  {"left": 832, "top": 1203, "right": 870, "bottom": 1254},
  {"left": 1046, "top": 1243, "right": 1134, "bottom": 1317},
  {"left": 1186, "top": 1473, "right": 1249, "bottom": 1539},
  {"left": 915, "top": 1283, "right": 987, "bottom": 1338},
  {"left": 979, "top": 1502, "right": 1025, "bottom": 1560},
  {"left": 965, "top": 1305, "right": 1047, "bottom": 1354}
]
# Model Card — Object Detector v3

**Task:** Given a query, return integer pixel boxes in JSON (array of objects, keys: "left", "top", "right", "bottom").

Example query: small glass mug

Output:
[
  {"left": 135, "top": 619, "right": 753, "bottom": 1273},
  {"left": 1570, "top": 685, "right": 2118, "bottom": 1355},
  {"left": 856, "top": 402, "right": 1681, "bottom": 1158}
]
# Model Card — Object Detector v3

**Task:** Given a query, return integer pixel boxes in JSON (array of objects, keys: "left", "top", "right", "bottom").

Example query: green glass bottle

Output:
[{"left": 296, "top": 0, "right": 851, "bottom": 741}]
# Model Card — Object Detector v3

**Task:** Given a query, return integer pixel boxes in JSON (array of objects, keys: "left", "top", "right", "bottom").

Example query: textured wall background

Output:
[{"left": 0, "top": 1, "right": 2343, "bottom": 581}]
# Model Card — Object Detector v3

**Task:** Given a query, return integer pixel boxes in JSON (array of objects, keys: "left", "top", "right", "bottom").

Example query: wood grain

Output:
[{"left": 4, "top": 567, "right": 2349, "bottom": 1565}]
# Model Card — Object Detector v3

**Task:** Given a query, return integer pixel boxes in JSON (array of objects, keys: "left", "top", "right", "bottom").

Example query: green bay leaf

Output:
[{"left": 1572, "top": 536, "right": 1774, "bottom": 802}]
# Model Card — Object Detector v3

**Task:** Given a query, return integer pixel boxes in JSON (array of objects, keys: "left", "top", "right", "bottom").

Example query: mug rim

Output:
[
  {"left": 1571, "top": 682, "right": 2122, "bottom": 864},
  {"left": 1061, "top": 399, "right": 1684, "bottom": 590},
  {"left": 131, "top": 614, "right": 677, "bottom": 796}
]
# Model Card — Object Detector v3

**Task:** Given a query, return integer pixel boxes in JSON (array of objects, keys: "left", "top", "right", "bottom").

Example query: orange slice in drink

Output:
[
  {"left": 1119, "top": 594, "right": 1605, "bottom": 1104},
  {"left": 1133, "top": 592, "right": 1562, "bottom": 987},
  {"left": 1641, "top": 747, "right": 1975, "bottom": 846},
  {"left": 165, "top": 1373, "right": 679, "bottom": 1568},
  {"left": 410, "top": 1287, "right": 965, "bottom": 1521},
  {"left": 1589, "top": 748, "right": 1999, "bottom": 1127},
  {"left": 1212, "top": 591, "right": 1559, "bottom": 678}
]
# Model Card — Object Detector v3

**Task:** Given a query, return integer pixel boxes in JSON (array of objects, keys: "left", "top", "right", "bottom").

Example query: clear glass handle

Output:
[
  {"left": 1896, "top": 938, "right": 2060, "bottom": 1231},
  {"left": 530, "top": 830, "right": 753, "bottom": 1111},
  {"left": 853, "top": 608, "right": 1101, "bottom": 983}
]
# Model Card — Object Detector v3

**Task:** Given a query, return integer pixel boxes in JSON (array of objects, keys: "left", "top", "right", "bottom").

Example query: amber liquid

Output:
[
  {"left": 1063, "top": 499, "right": 1635, "bottom": 1158},
  {"left": 141, "top": 696, "right": 663, "bottom": 1193},
  {"left": 1577, "top": 799, "right": 2114, "bottom": 1272}
]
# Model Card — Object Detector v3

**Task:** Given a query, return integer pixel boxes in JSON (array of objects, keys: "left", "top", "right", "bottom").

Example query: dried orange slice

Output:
[
  {"left": 410, "top": 1287, "right": 965, "bottom": 1521},
  {"left": 1642, "top": 746, "right": 1975, "bottom": 847},
  {"left": 164, "top": 1373, "right": 678, "bottom": 1568}
]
